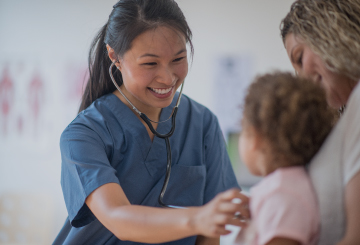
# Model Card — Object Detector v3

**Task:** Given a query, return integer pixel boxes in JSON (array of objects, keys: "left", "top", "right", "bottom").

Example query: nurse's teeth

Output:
[{"left": 151, "top": 87, "right": 172, "bottom": 94}]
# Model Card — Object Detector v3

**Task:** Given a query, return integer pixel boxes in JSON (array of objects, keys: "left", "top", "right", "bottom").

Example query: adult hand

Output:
[{"left": 191, "top": 188, "right": 250, "bottom": 238}]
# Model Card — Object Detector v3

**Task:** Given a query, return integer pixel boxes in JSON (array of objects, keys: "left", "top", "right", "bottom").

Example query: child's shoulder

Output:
[
  {"left": 253, "top": 167, "right": 308, "bottom": 194},
  {"left": 251, "top": 166, "right": 318, "bottom": 215}
]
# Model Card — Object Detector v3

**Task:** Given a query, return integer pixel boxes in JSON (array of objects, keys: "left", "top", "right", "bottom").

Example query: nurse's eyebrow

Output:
[
  {"left": 174, "top": 49, "right": 187, "bottom": 56},
  {"left": 139, "top": 49, "right": 187, "bottom": 58}
]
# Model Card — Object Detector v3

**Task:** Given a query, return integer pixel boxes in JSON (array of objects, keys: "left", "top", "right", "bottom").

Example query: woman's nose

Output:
[{"left": 157, "top": 66, "right": 176, "bottom": 85}]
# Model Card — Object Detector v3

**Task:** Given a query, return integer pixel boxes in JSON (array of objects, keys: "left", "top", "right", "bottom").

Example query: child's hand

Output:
[{"left": 191, "top": 188, "right": 250, "bottom": 238}]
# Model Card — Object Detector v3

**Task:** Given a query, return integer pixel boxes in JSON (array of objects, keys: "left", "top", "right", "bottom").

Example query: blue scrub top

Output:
[{"left": 54, "top": 93, "right": 239, "bottom": 245}]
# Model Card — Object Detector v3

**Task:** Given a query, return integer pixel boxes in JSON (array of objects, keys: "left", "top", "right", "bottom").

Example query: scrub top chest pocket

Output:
[{"left": 153, "top": 164, "right": 207, "bottom": 207}]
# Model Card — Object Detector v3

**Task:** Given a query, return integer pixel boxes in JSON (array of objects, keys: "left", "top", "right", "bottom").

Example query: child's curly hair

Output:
[{"left": 243, "top": 72, "right": 336, "bottom": 166}]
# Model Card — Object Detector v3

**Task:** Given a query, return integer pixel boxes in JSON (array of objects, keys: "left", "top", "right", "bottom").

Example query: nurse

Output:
[{"left": 53, "top": 0, "right": 248, "bottom": 244}]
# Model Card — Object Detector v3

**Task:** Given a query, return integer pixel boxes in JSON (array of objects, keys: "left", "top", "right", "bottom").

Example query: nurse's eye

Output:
[
  {"left": 173, "top": 56, "right": 186, "bottom": 62},
  {"left": 142, "top": 62, "right": 157, "bottom": 66}
]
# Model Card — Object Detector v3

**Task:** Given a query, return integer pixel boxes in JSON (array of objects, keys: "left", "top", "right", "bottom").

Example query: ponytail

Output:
[{"left": 78, "top": 23, "right": 123, "bottom": 113}]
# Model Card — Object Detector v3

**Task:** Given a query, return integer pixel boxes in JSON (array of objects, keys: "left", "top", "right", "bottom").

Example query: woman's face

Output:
[
  {"left": 285, "top": 33, "right": 356, "bottom": 109},
  {"left": 114, "top": 26, "right": 188, "bottom": 114}
]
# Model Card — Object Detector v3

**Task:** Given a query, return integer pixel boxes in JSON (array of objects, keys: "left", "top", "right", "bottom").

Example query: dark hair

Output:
[
  {"left": 79, "top": 0, "right": 194, "bottom": 112},
  {"left": 243, "top": 72, "right": 336, "bottom": 166}
]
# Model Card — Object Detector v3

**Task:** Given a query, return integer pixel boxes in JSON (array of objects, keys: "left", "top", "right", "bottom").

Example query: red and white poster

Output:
[{"left": 0, "top": 67, "right": 14, "bottom": 136}]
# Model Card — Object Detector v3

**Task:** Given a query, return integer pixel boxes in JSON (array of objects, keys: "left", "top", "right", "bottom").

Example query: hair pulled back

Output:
[
  {"left": 243, "top": 72, "right": 336, "bottom": 166},
  {"left": 280, "top": 0, "right": 360, "bottom": 82},
  {"left": 79, "top": 0, "right": 193, "bottom": 112}
]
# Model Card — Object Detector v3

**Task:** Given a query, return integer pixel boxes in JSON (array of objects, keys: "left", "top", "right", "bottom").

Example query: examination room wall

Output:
[{"left": 0, "top": 0, "right": 293, "bottom": 244}]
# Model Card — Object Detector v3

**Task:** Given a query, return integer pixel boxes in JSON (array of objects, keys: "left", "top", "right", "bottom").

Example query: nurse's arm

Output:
[
  {"left": 337, "top": 171, "right": 360, "bottom": 245},
  {"left": 85, "top": 183, "right": 248, "bottom": 243}
]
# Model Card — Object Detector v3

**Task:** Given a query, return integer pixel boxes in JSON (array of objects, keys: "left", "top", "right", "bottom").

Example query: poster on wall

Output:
[
  {"left": 213, "top": 55, "right": 262, "bottom": 188},
  {"left": 213, "top": 55, "right": 253, "bottom": 137},
  {"left": 0, "top": 64, "right": 45, "bottom": 140},
  {"left": 0, "top": 62, "right": 87, "bottom": 152}
]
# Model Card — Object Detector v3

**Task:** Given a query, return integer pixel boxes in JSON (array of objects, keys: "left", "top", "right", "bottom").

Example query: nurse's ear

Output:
[{"left": 106, "top": 44, "right": 121, "bottom": 70}]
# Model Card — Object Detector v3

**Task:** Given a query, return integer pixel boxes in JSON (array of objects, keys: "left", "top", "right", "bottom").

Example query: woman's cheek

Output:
[
  {"left": 135, "top": 70, "right": 156, "bottom": 85},
  {"left": 176, "top": 62, "right": 188, "bottom": 79}
]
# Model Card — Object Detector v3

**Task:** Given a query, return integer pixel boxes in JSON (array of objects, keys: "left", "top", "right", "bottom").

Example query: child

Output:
[{"left": 234, "top": 72, "right": 336, "bottom": 245}]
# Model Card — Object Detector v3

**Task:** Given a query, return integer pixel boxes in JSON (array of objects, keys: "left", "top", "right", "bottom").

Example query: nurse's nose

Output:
[{"left": 157, "top": 66, "right": 176, "bottom": 85}]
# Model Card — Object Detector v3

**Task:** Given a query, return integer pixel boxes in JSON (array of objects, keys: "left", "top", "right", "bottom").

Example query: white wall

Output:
[
  {"left": 177, "top": 0, "right": 294, "bottom": 108},
  {"left": 0, "top": 0, "right": 293, "bottom": 243}
]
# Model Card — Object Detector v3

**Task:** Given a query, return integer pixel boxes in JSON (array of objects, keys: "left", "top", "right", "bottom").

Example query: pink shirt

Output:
[{"left": 234, "top": 166, "right": 319, "bottom": 245}]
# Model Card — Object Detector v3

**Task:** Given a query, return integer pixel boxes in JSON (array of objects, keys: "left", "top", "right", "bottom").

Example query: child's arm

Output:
[{"left": 266, "top": 238, "right": 300, "bottom": 245}]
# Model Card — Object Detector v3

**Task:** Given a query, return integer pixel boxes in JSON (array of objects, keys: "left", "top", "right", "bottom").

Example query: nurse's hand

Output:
[{"left": 192, "top": 188, "right": 250, "bottom": 237}]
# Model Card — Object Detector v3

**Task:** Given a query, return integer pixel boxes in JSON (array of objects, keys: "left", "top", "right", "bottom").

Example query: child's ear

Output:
[
  {"left": 247, "top": 126, "right": 261, "bottom": 151},
  {"left": 253, "top": 130, "right": 264, "bottom": 150}
]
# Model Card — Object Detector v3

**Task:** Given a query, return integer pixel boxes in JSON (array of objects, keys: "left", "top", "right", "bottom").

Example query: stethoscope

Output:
[{"left": 109, "top": 61, "right": 186, "bottom": 209}]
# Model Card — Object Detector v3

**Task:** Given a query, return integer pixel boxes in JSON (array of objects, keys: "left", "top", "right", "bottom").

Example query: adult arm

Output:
[
  {"left": 338, "top": 172, "right": 360, "bottom": 245},
  {"left": 338, "top": 87, "right": 360, "bottom": 245},
  {"left": 86, "top": 183, "right": 249, "bottom": 243}
]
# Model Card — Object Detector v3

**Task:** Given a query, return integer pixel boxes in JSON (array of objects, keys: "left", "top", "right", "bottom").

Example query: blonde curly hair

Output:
[
  {"left": 280, "top": 0, "right": 360, "bottom": 81},
  {"left": 243, "top": 72, "right": 336, "bottom": 166}
]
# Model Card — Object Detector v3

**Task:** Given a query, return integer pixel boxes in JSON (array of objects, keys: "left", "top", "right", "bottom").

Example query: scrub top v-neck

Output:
[{"left": 54, "top": 92, "right": 239, "bottom": 245}]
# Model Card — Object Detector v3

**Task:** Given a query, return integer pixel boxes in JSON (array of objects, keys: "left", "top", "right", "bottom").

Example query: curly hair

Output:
[
  {"left": 243, "top": 72, "right": 336, "bottom": 166},
  {"left": 280, "top": 0, "right": 360, "bottom": 81}
]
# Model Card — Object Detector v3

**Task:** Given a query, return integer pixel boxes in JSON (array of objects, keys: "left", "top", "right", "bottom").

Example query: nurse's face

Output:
[
  {"left": 115, "top": 26, "right": 188, "bottom": 113},
  {"left": 285, "top": 33, "right": 356, "bottom": 109}
]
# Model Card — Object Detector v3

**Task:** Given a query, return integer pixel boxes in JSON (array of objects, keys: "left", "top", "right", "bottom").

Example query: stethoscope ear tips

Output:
[{"left": 115, "top": 60, "right": 121, "bottom": 69}]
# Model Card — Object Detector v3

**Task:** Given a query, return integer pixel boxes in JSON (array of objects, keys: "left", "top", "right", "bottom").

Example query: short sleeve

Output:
[
  {"left": 255, "top": 192, "right": 316, "bottom": 245},
  {"left": 60, "top": 122, "right": 120, "bottom": 228},
  {"left": 202, "top": 111, "right": 239, "bottom": 204},
  {"left": 343, "top": 85, "right": 360, "bottom": 185}
]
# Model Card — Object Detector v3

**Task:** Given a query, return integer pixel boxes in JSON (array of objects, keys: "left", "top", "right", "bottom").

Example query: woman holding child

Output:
[
  {"left": 281, "top": 0, "right": 360, "bottom": 244},
  {"left": 235, "top": 1, "right": 360, "bottom": 244}
]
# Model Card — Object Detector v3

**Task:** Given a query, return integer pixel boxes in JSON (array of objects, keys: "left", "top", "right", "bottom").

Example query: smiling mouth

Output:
[{"left": 149, "top": 87, "right": 173, "bottom": 95}]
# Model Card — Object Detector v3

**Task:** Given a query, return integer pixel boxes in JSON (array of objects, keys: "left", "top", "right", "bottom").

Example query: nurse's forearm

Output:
[
  {"left": 86, "top": 183, "right": 200, "bottom": 242},
  {"left": 86, "top": 183, "right": 248, "bottom": 243},
  {"left": 107, "top": 205, "right": 200, "bottom": 242}
]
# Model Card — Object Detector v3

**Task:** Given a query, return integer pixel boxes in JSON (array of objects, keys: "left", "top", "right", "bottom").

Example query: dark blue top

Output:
[{"left": 54, "top": 93, "right": 239, "bottom": 245}]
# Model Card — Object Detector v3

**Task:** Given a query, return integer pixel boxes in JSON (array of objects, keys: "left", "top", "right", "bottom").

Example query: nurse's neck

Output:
[{"left": 113, "top": 89, "right": 160, "bottom": 141}]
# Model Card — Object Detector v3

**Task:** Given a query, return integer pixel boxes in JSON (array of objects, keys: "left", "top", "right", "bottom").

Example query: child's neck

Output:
[{"left": 257, "top": 154, "right": 290, "bottom": 177}]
